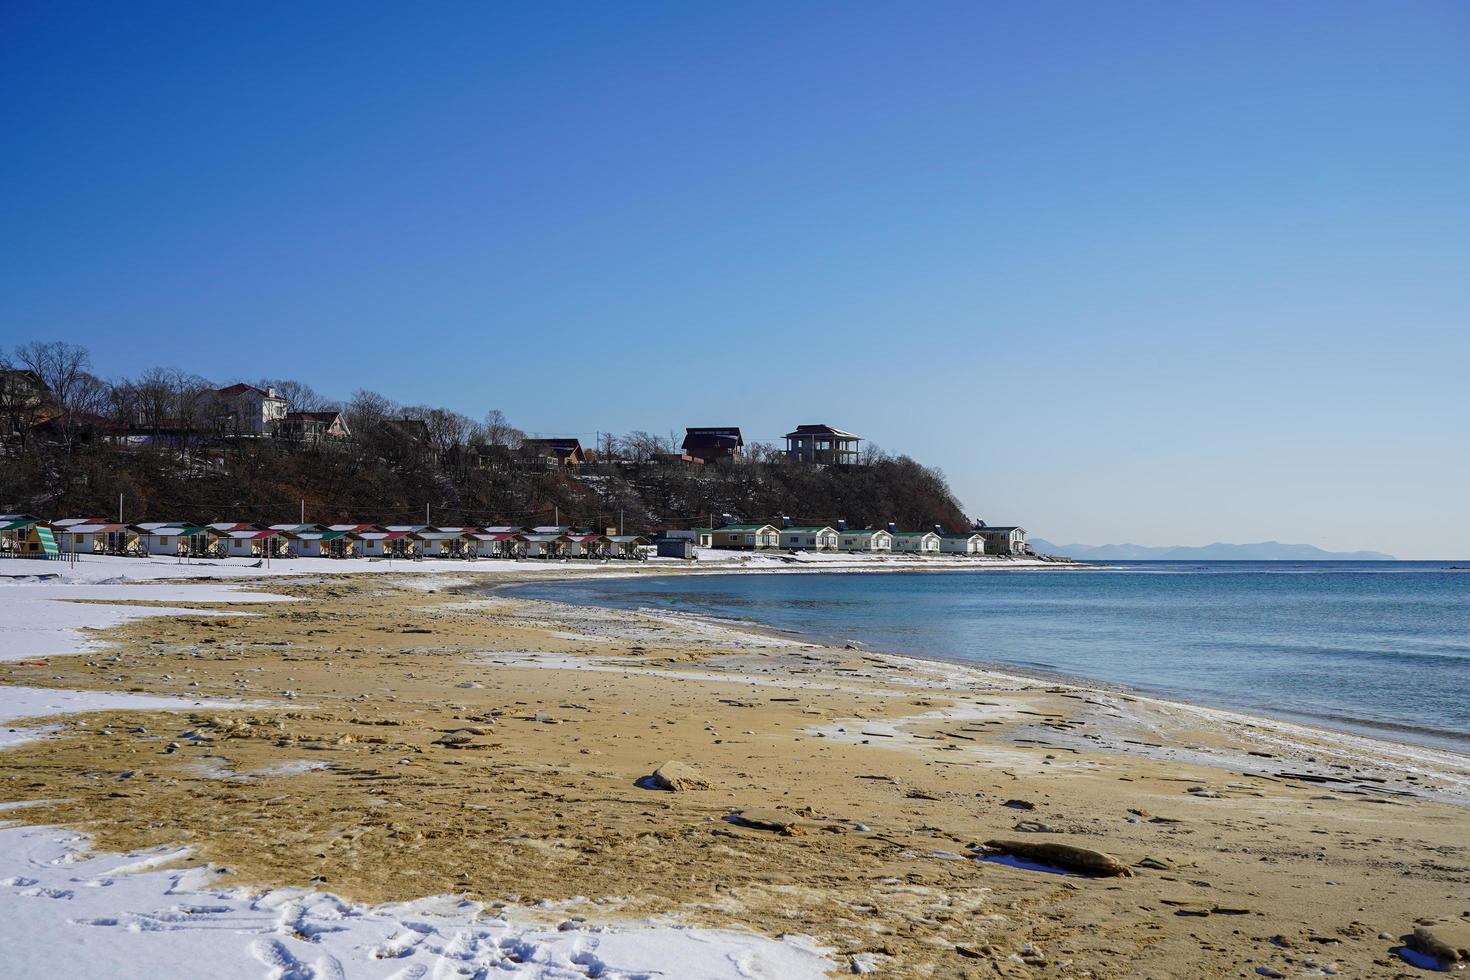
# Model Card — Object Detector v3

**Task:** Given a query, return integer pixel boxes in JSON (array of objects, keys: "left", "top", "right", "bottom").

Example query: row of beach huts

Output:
[{"left": 0, "top": 513, "right": 1027, "bottom": 562}]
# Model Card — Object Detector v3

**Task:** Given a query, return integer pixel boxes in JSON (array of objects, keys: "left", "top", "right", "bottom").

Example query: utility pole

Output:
[
  {"left": 426, "top": 503, "right": 430, "bottom": 525},
  {"left": 118, "top": 493, "right": 123, "bottom": 524},
  {"left": 555, "top": 506, "right": 559, "bottom": 527},
  {"left": 300, "top": 499, "right": 304, "bottom": 524}
]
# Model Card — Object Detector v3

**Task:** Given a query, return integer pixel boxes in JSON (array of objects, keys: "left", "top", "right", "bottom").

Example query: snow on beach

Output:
[
  {"left": 0, "top": 557, "right": 841, "bottom": 979},
  {"left": 0, "top": 822, "right": 832, "bottom": 980}
]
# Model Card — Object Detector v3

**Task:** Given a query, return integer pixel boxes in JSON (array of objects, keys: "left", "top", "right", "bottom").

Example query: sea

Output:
[{"left": 512, "top": 561, "right": 1470, "bottom": 754}]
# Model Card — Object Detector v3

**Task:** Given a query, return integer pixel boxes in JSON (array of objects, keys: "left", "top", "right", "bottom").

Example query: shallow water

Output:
[{"left": 512, "top": 561, "right": 1470, "bottom": 753}]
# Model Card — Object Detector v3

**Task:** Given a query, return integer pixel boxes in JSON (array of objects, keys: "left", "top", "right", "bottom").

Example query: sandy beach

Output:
[{"left": 2, "top": 560, "right": 1469, "bottom": 977}]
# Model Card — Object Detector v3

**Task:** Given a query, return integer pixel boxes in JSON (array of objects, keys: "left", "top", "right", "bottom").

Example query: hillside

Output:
[{"left": 0, "top": 439, "right": 970, "bottom": 534}]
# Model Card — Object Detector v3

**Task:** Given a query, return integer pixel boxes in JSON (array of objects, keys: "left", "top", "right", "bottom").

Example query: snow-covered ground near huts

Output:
[{"left": 0, "top": 560, "right": 839, "bottom": 979}]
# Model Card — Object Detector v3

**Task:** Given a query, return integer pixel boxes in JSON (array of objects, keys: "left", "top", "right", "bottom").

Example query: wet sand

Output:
[{"left": 2, "top": 571, "right": 1468, "bottom": 977}]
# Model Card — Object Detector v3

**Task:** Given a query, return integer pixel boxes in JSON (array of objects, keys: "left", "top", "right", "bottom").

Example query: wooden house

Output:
[
  {"left": 783, "top": 424, "right": 862, "bottom": 465},
  {"left": 977, "top": 526, "right": 1027, "bottom": 556},
  {"left": 681, "top": 427, "right": 744, "bottom": 464},
  {"left": 520, "top": 438, "right": 586, "bottom": 467},
  {"left": 708, "top": 523, "right": 780, "bottom": 550}
]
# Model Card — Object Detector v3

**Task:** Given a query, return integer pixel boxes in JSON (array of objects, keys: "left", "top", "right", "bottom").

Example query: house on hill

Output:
[
  {"left": 280, "top": 410, "right": 351, "bottom": 443},
  {"left": 208, "top": 383, "right": 288, "bottom": 437},
  {"left": 521, "top": 438, "right": 585, "bottom": 467},
  {"left": 681, "top": 427, "right": 744, "bottom": 464},
  {"left": 784, "top": 424, "right": 862, "bottom": 465}
]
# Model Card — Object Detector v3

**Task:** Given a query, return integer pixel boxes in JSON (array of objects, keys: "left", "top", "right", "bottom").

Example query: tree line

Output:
[{"left": 1, "top": 340, "right": 972, "bottom": 533}]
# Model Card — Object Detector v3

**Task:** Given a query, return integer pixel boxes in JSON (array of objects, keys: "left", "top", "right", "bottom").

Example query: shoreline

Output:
[
  {"left": 498, "top": 570, "right": 1470, "bottom": 766},
  {"left": 2, "top": 563, "right": 1469, "bottom": 976}
]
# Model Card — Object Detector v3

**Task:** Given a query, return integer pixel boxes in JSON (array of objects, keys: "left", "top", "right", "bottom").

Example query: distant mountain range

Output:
[{"left": 1028, "top": 539, "right": 1396, "bottom": 561}]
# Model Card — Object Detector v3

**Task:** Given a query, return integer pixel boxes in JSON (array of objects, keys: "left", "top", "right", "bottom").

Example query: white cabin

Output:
[
  {"left": 836, "top": 528, "right": 893, "bottom": 552},
  {"left": 779, "top": 526, "right": 839, "bottom": 551},
  {"left": 891, "top": 531, "right": 941, "bottom": 554},
  {"left": 939, "top": 532, "right": 986, "bottom": 555}
]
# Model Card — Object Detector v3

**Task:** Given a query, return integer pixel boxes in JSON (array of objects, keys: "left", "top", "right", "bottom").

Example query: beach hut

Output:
[
  {"left": 891, "top": 531, "right": 941, "bottom": 555},
  {"left": 413, "top": 529, "right": 471, "bottom": 559},
  {"left": 353, "top": 530, "right": 414, "bottom": 558},
  {"left": 0, "top": 515, "right": 59, "bottom": 559},
  {"left": 205, "top": 528, "right": 277, "bottom": 558},
  {"left": 462, "top": 531, "right": 523, "bottom": 558},
  {"left": 939, "top": 531, "right": 987, "bottom": 555},
  {"left": 836, "top": 528, "right": 893, "bottom": 553},
  {"left": 778, "top": 525, "right": 840, "bottom": 551},
  {"left": 131, "top": 524, "right": 210, "bottom": 557},
  {"left": 520, "top": 533, "right": 568, "bottom": 558},
  {"left": 606, "top": 534, "right": 647, "bottom": 559},
  {"left": 281, "top": 528, "right": 355, "bottom": 558},
  {"left": 563, "top": 533, "right": 609, "bottom": 559},
  {"left": 707, "top": 523, "right": 780, "bottom": 550},
  {"left": 59, "top": 522, "right": 132, "bottom": 555}
]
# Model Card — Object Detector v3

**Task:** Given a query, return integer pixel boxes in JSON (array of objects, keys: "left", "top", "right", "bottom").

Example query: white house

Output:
[
  {"left": 208, "top": 383, "right": 288, "bottom": 436},
  {"left": 977, "top": 526, "right": 1027, "bottom": 556},
  {"left": 779, "top": 525, "right": 839, "bottom": 551},
  {"left": 837, "top": 528, "right": 893, "bottom": 552},
  {"left": 891, "top": 531, "right": 941, "bottom": 554},
  {"left": 939, "top": 532, "right": 987, "bottom": 555},
  {"left": 353, "top": 530, "right": 414, "bottom": 558}
]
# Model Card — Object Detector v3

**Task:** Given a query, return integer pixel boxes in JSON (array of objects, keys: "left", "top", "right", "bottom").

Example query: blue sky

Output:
[{"left": 3, "top": 3, "right": 1467, "bottom": 557}]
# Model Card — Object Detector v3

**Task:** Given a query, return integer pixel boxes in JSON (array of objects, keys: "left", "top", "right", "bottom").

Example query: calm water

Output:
[{"left": 513, "top": 562, "right": 1470, "bottom": 753}]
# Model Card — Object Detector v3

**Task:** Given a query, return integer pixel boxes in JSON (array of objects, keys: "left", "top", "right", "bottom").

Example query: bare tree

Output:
[
  {"left": 14, "top": 341, "right": 91, "bottom": 410},
  {"left": 482, "top": 409, "right": 524, "bottom": 449},
  {"left": 0, "top": 349, "right": 48, "bottom": 452},
  {"left": 262, "top": 378, "right": 327, "bottom": 413}
]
